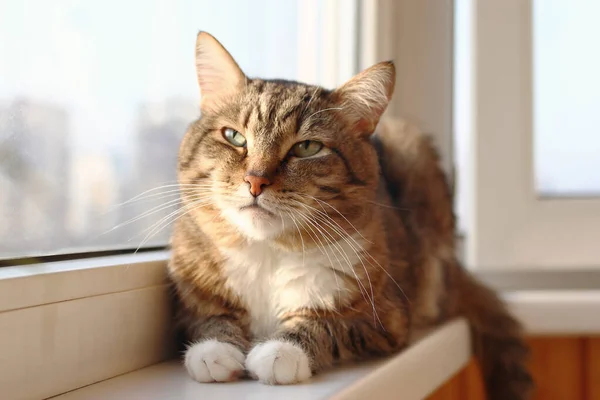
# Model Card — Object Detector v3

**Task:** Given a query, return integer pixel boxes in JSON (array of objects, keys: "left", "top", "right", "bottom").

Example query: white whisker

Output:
[
  {"left": 133, "top": 197, "right": 212, "bottom": 254},
  {"left": 102, "top": 194, "right": 212, "bottom": 235},
  {"left": 298, "top": 198, "right": 409, "bottom": 305},
  {"left": 290, "top": 203, "right": 377, "bottom": 320},
  {"left": 304, "top": 194, "right": 373, "bottom": 244},
  {"left": 306, "top": 107, "right": 343, "bottom": 122},
  {"left": 285, "top": 210, "right": 305, "bottom": 268}
]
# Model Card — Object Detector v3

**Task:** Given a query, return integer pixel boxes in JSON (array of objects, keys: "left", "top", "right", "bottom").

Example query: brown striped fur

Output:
[{"left": 169, "top": 32, "right": 532, "bottom": 399}]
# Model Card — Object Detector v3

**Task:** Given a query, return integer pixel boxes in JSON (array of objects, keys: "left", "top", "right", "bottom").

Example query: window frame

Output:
[
  {"left": 360, "top": 0, "right": 455, "bottom": 175},
  {"left": 464, "top": 0, "right": 600, "bottom": 270}
]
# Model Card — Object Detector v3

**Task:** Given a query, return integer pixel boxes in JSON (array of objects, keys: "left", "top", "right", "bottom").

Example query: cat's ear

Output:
[
  {"left": 332, "top": 61, "right": 395, "bottom": 136},
  {"left": 195, "top": 31, "right": 246, "bottom": 111}
]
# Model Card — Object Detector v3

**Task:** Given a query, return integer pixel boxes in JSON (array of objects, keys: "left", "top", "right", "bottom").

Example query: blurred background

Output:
[
  {"left": 1, "top": 0, "right": 599, "bottom": 269},
  {"left": 0, "top": 0, "right": 359, "bottom": 257}
]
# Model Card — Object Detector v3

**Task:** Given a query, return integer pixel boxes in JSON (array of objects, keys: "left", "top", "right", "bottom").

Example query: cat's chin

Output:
[{"left": 222, "top": 206, "right": 286, "bottom": 241}]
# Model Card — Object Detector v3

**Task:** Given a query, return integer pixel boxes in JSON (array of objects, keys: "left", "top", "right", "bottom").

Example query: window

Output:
[
  {"left": 533, "top": 0, "right": 600, "bottom": 196},
  {"left": 0, "top": 0, "right": 359, "bottom": 259},
  {"left": 455, "top": 0, "right": 600, "bottom": 270}
]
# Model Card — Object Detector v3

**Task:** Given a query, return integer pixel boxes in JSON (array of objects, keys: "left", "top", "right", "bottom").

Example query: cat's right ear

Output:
[
  {"left": 195, "top": 32, "right": 246, "bottom": 111},
  {"left": 332, "top": 61, "right": 395, "bottom": 137}
]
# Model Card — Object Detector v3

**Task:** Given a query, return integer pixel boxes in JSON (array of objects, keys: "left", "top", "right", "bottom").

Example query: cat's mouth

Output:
[
  {"left": 239, "top": 204, "right": 275, "bottom": 217},
  {"left": 223, "top": 195, "right": 286, "bottom": 240}
]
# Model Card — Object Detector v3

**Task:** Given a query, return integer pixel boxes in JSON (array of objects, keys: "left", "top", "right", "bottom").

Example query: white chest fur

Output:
[{"left": 221, "top": 239, "right": 362, "bottom": 339}]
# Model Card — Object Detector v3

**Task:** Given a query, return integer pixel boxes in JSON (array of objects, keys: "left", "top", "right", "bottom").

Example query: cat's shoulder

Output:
[{"left": 373, "top": 117, "right": 440, "bottom": 166}]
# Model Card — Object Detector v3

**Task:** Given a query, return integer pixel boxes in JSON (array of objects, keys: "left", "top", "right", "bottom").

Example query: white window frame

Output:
[
  {"left": 360, "top": 0, "right": 455, "bottom": 174},
  {"left": 465, "top": 0, "right": 600, "bottom": 270},
  {"left": 298, "top": 0, "right": 455, "bottom": 174}
]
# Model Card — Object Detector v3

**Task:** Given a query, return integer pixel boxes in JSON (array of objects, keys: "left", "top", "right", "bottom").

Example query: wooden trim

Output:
[
  {"left": 528, "top": 337, "right": 585, "bottom": 400},
  {"left": 459, "top": 359, "right": 486, "bottom": 400},
  {"left": 584, "top": 338, "right": 600, "bottom": 400},
  {"left": 427, "top": 336, "right": 600, "bottom": 400},
  {"left": 425, "top": 358, "right": 485, "bottom": 400}
]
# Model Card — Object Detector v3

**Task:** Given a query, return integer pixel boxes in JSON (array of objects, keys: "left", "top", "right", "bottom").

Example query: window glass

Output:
[
  {"left": 0, "top": 0, "right": 344, "bottom": 258},
  {"left": 534, "top": 0, "right": 600, "bottom": 196}
]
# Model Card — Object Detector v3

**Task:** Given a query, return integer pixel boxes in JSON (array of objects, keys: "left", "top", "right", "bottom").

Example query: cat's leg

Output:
[
  {"left": 184, "top": 316, "right": 250, "bottom": 383},
  {"left": 246, "top": 309, "right": 408, "bottom": 385}
]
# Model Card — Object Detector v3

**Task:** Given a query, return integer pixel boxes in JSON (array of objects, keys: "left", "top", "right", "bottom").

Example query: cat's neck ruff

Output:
[{"left": 219, "top": 236, "right": 364, "bottom": 339}]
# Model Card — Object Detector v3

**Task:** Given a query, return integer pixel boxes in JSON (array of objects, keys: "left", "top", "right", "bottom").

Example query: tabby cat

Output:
[{"left": 168, "top": 32, "right": 533, "bottom": 400}]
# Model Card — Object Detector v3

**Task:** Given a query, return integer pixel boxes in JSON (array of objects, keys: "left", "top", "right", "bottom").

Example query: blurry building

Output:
[
  {"left": 119, "top": 98, "right": 197, "bottom": 246},
  {"left": 0, "top": 99, "right": 69, "bottom": 256},
  {"left": 66, "top": 152, "right": 120, "bottom": 248}
]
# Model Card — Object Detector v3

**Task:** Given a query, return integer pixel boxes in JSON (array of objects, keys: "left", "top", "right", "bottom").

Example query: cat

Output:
[{"left": 168, "top": 31, "right": 533, "bottom": 400}]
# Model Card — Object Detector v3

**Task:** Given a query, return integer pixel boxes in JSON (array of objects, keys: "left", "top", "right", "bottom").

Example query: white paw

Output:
[
  {"left": 245, "top": 340, "right": 312, "bottom": 385},
  {"left": 184, "top": 340, "right": 245, "bottom": 383}
]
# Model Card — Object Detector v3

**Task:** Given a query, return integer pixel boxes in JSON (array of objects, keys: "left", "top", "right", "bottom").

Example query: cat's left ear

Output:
[
  {"left": 195, "top": 31, "right": 246, "bottom": 111},
  {"left": 332, "top": 61, "right": 395, "bottom": 136}
]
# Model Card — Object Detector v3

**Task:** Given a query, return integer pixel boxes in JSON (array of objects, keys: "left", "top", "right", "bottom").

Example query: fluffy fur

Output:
[{"left": 168, "top": 32, "right": 533, "bottom": 399}]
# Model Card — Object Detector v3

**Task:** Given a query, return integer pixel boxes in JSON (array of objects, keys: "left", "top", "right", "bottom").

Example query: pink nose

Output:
[{"left": 244, "top": 175, "right": 271, "bottom": 197}]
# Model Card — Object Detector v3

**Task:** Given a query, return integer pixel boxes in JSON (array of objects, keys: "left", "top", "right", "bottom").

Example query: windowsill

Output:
[
  {"left": 505, "top": 290, "right": 600, "bottom": 335},
  {"left": 3, "top": 252, "right": 600, "bottom": 399},
  {"left": 53, "top": 319, "right": 471, "bottom": 400},
  {"left": 2, "top": 251, "right": 599, "bottom": 333},
  {"left": 0, "top": 251, "right": 169, "bottom": 312}
]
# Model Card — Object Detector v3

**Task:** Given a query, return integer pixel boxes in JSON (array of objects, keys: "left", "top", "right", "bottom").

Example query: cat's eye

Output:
[
  {"left": 223, "top": 128, "right": 247, "bottom": 147},
  {"left": 290, "top": 140, "right": 324, "bottom": 158}
]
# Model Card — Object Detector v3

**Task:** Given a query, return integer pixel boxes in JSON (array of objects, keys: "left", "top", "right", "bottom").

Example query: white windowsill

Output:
[
  {"left": 3, "top": 252, "right": 600, "bottom": 399},
  {"left": 54, "top": 319, "right": 471, "bottom": 400},
  {"left": 505, "top": 290, "right": 600, "bottom": 335},
  {"left": 0, "top": 251, "right": 169, "bottom": 312},
  {"left": 46, "top": 291, "right": 600, "bottom": 400},
  {"left": 2, "top": 251, "right": 599, "bottom": 334}
]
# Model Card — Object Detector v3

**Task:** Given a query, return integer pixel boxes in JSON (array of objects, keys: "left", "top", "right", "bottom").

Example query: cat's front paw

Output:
[
  {"left": 184, "top": 340, "right": 245, "bottom": 383},
  {"left": 245, "top": 340, "right": 312, "bottom": 385}
]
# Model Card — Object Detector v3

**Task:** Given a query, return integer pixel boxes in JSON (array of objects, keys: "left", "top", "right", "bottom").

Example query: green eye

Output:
[
  {"left": 291, "top": 140, "right": 324, "bottom": 158},
  {"left": 223, "top": 128, "right": 247, "bottom": 147}
]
